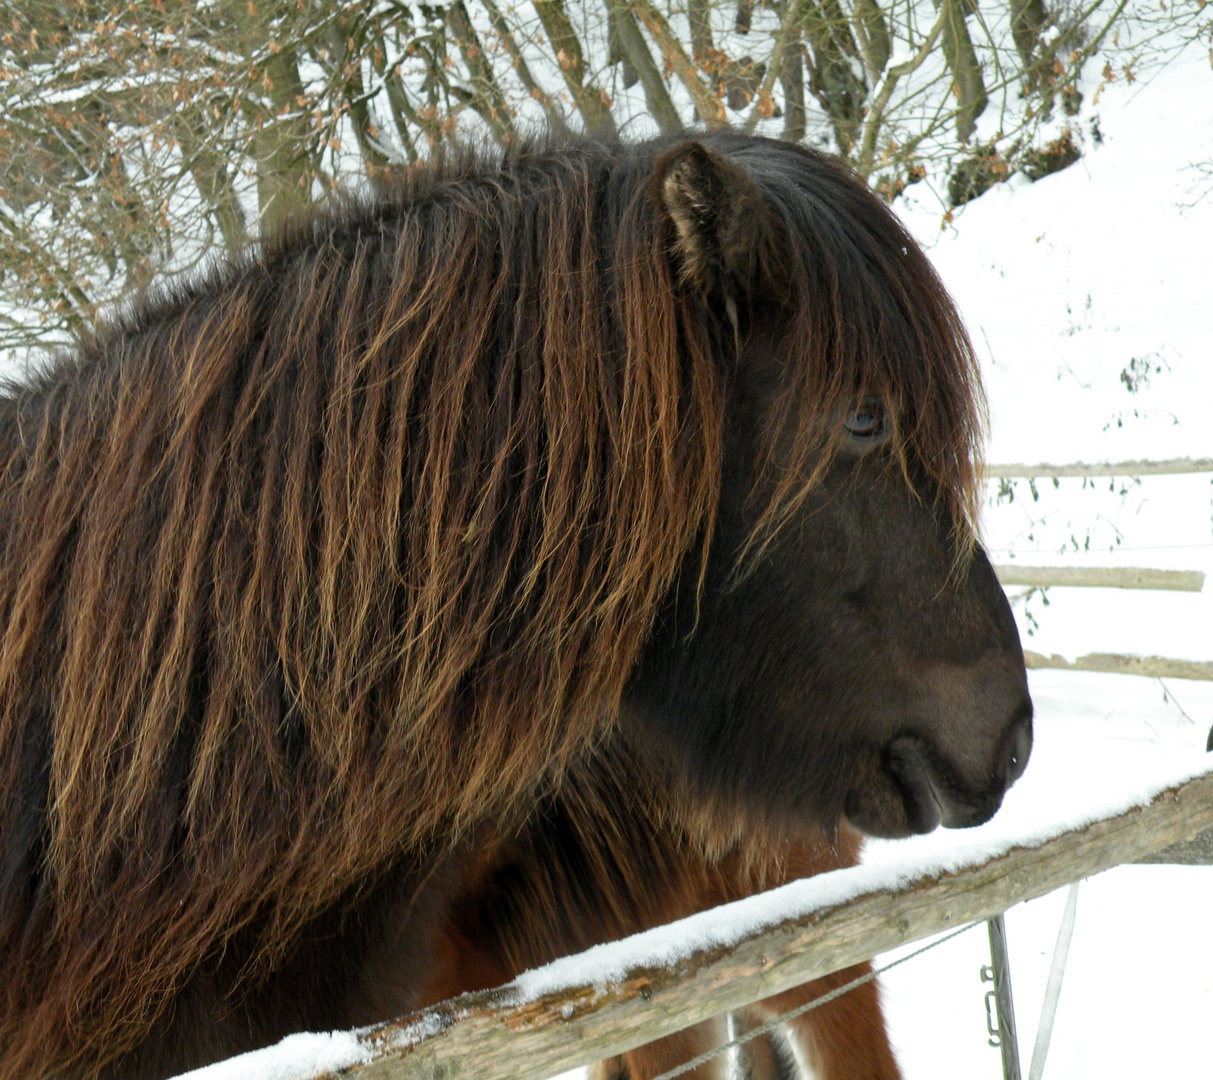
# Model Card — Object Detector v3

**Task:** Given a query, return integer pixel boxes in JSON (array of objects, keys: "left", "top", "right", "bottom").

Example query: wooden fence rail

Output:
[
  {"left": 1024, "top": 650, "right": 1213, "bottom": 682},
  {"left": 258, "top": 769, "right": 1213, "bottom": 1080},
  {"left": 983, "top": 458, "right": 1213, "bottom": 479},
  {"left": 995, "top": 566, "right": 1205, "bottom": 592}
]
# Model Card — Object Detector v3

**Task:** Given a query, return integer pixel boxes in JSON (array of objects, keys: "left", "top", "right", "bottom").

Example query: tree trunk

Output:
[
  {"left": 177, "top": 129, "right": 249, "bottom": 251},
  {"left": 688, "top": 0, "right": 715, "bottom": 66},
  {"left": 1010, "top": 0, "right": 1050, "bottom": 73},
  {"left": 781, "top": 41, "right": 807, "bottom": 142},
  {"left": 608, "top": 1, "right": 684, "bottom": 134},
  {"left": 447, "top": 1, "right": 517, "bottom": 146},
  {"left": 940, "top": 0, "right": 988, "bottom": 142},
  {"left": 855, "top": 0, "right": 892, "bottom": 76},
  {"left": 801, "top": 0, "right": 868, "bottom": 154}
]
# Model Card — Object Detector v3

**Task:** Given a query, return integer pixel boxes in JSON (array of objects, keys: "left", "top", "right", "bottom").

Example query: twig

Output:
[{"left": 856, "top": 9, "right": 948, "bottom": 177}]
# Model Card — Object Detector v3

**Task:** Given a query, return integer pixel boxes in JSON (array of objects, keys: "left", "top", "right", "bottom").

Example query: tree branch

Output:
[
  {"left": 744, "top": 0, "right": 804, "bottom": 133},
  {"left": 856, "top": 8, "right": 948, "bottom": 177},
  {"left": 939, "top": 0, "right": 989, "bottom": 141},
  {"left": 532, "top": 0, "right": 617, "bottom": 135},
  {"left": 479, "top": 0, "right": 564, "bottom": 127},
  {"left": 447, "top": 1, "right": 517, "bottom": 146},
  {"left": 629, "top": 0, "right": 726, "bottom": 128},
  {"left": 608, "top": 0, "right": 683, "bottom": 134}
]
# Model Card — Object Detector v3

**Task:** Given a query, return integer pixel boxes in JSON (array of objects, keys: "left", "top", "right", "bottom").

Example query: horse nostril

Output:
[{"left": 1003, "top": 706, "right": 1033, "bottom": 785}]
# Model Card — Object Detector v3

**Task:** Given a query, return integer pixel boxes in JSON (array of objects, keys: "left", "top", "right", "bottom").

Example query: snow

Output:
[
  {"left": 861, "top": 32, "right": 1213, "bottom": 1080},
  {"left": 172, "top": 1032, "right": 373, "bottom": 1080},
  {"left": 874, "top": 861, "right": 1213, "bottom": 1080},
  {"left": 896, "top": 41, "right": 1213, "bottom": 473}
]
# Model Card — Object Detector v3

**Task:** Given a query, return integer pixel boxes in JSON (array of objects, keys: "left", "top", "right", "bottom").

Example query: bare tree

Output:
[{"left": 2, "top": 0, "right": 1200, "bottom": 358}]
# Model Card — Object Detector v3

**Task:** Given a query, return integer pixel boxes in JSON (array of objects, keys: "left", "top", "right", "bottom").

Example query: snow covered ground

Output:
[{"left": 898, "top": 30, "right": 1213, "bottom": 670}]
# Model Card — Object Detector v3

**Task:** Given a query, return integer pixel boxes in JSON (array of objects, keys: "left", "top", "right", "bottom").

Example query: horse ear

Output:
[{"left": 656, "top": 141, "right": 784, "bottom": 303}]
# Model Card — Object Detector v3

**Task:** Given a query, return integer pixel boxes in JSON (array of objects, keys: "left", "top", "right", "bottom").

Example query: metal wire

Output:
[
  {"left": 648, "top": 921, "right": 980, "bottom": 1080},
  {"left": 1027, "top": 883, "right": 1081, "bottom": 1080}
]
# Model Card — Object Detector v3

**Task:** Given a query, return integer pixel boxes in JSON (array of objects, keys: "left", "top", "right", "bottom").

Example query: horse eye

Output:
[{"left": 843, "top": 400, "right": 887, "bottom": 440}]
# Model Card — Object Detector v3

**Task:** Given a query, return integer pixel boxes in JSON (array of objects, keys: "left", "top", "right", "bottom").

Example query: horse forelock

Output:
[
  {"left": 713, "top": 137, "right": 985, "bottom": 569},
  {"left": 0, "top": 136, "right": 725, "bottom": 1075}
]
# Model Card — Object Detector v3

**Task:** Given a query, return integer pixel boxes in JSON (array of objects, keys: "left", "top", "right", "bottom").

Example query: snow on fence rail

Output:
[{"left": 181, "top": 767, "right": 1213, "bottom": 1080}]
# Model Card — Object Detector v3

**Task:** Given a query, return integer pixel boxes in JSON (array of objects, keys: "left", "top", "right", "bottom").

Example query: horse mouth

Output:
[
  {"left": 845, "top": 705, "right": 1033, "bottom": 838},
  {"left": 885, "top": 737, "right": 998, "bottom": 831}
]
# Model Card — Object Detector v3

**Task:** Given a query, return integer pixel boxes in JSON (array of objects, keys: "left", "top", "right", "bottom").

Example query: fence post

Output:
[{"left": 986, "top": 914, "right": 1022, "bottom": 1080}]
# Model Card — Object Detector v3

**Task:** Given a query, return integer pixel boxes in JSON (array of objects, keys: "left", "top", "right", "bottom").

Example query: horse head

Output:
[{"left": 622, "top": 136, "right": 1032, "bottom": 840}]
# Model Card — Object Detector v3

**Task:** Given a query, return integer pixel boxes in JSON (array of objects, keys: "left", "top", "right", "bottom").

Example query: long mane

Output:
[{"left": 0, "top": 133, "right": 981, "bottom": 1075}]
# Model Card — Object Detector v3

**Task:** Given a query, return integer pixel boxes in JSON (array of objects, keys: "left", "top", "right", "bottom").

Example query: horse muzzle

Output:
[
  {"left": 886, "top": 703, "right": 1032, "bottom": 830},
  {"left": 844, "top": 694, "right": 1033, "bottom": 838}
]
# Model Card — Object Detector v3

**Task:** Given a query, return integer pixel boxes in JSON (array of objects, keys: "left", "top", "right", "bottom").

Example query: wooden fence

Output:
[
  {"left": 989, "top": 455, "right": 1211, "bottom": 594},
  {"left": 995, "top": 566, "right": 1205, "bottom": 591},
  {"left": 212, "top": 769, "right": 1213, "bottom": 1080},
  {"left": 983, "top": 457, "right": 1213, "bottom": 478},
  {"left": 1024, "top": 650, "right": 1213, "bottom": 681},
  {"left": 994, "top": 456, "right": 1210, "bottom": 685}
]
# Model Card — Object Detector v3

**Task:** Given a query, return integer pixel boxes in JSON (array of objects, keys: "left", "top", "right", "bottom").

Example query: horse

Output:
[
  {"left": 421, "top": 738, "right": 903, "bottom": 1080},
  {"left": 0, "top": 131, "right": 1032, "bottom": 1079}
]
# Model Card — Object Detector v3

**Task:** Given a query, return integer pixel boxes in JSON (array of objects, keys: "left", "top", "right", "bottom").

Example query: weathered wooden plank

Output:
[
  {"left": 1024, "top": 650, "right": 1213, "bottom": 681},
  {"left": 995, "top": 566, "right": 1205, "bottom": 592},
  {"left": 313, "top": 769, "right": 1213, "bottom": 1080},
  {"left": 1137, "top": 824, "right": 1213, "bottom": 865},
  {"left": 983, "top": 458, "right": 1213, "bottom": 478}
]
